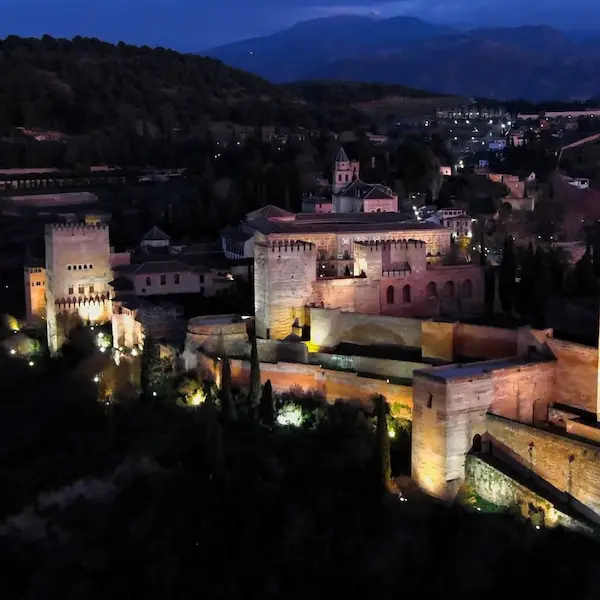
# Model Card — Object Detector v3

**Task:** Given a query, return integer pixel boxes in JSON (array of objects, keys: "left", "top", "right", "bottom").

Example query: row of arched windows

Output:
[
  {"left": 386, "top": 279, "right": 473, "bottom": 304},
  {"left": 386, "top": 284, "right": 411, "bottom": 304}
]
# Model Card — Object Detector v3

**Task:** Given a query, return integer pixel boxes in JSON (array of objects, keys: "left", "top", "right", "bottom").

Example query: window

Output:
[
  {"left": 200, "top": 275, "right": 205, "bottom": 284},
  {"left": 174, "top": 274, "right": 180, "bottom": 285},
  {"left": 386, "top": 285, "right": 395, "bottom": 304},
  {"left": 68, "top": 265, "right": 72, "bottom": 270},
  {"left": 84, "top": 264, "right": 88, "bottom": 270},
  {"left": 89, "top": 284, "right": 94, "bottom": 293},
  {"left": 403, "top": 284, "right": 411, "bottom": 303},
  {"left": 427, "top": 394, "right": 433, "bottom": 409},
  {"left": 68, "top": 286, "right": 74, "bottom": 295},
  {"left": 89, "top": 264, "right": 93, "bottom": 269},
  {"left": 160, "top": 275, "right": 166, "bottom": 285},
  {"left": 78, "top": 265, "right": 82, "bottom": 270},
  {"left": 146, "top": 276, "right": 152, "bottom": 286},
  {"left": 78, "top": 285, "right": 84, "bottom": 294}
]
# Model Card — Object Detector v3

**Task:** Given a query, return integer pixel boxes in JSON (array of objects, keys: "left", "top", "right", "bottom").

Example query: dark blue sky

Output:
[{"left": 2, "top": 0, "right": 600, "bottom": 51}]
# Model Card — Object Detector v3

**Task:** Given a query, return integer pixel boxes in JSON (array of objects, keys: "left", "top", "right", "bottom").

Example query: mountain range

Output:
[{"left": 205, "top": 16, "right": 600, "bottom": 101}]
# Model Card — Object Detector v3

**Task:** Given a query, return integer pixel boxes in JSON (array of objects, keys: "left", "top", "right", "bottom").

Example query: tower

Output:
[
  {"left": 332, "top": 147, "right": 359, "bottom": 195},
  {"left": 254, "top": 239, "right": 317, "bottom": 340},
  {"left": 45, "top": 220, "right": 112, "bottom": 353}
]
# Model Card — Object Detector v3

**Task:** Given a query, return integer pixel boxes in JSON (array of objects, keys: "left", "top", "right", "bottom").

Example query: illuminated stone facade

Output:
[
  {"left": 254, "top": 229, "right": 484, "bottom": 340},
  {"left": 45, "top": 220, "right": 112, "bottom": 352}
]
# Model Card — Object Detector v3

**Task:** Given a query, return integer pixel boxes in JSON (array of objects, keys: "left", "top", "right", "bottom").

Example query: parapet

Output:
[
  {"left": 46, "top": 222, "right": 109, "bottom": 235},
  {"left": 354, "top": 239, "right": 426, "bottom": 251},
  {"left": 268, "top": 240, "right": 316, "bottom": 253}
]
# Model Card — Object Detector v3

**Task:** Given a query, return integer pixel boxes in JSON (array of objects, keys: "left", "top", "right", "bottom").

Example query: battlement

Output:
[
  {"left": 268, "top": 240, "right": 316, "bottom": 253},
  {"left": 46, "top": 222, "right": 109, "bottom": 235},
  {"left": 354, "top": 239, "right": 426, "bottom": 250},
  {"left": 382, "top": 268, "right": 412, "bottom": 277}
]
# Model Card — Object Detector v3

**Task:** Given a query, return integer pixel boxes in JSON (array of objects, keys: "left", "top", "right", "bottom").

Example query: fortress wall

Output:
[
  {"left": 486, "top": 413, "right": 600, "bottom": 519},
  {"left": 490, "top": 362, "right": 556, "bottom": 424},
  {"left": 309, "top": 307, "right": 422, "bottom": 350},
  {"left": 308, "top": 352, "right": 426, "bottom": 380},
  {"left": 229, "top": 359, "right": 412, "bottom": 417},
  {"left": 312, "top": 277, "right": 381, "bottom": 315},
  {"left": 454, "top": 324, "right": 519, "bottom": 359},
  {"left": 465, "top": 455, "right": 593, "bottom": 534},
  {"left": 546, "top": 338, "right": 598, "bottom": 412}
]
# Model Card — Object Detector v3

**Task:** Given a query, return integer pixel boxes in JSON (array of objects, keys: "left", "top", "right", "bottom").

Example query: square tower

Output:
[{"left": 45, "top": 221, "right": 112, "bottom": 352}]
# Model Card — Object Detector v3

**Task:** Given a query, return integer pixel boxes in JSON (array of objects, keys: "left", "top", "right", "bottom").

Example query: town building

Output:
[{"left": 331, "top": 148, "right": 398, "bottom": 213}]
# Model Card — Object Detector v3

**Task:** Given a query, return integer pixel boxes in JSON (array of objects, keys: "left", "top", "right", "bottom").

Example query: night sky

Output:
[{"left": 1, "top": 0, "right": 600, "bottom": 52}]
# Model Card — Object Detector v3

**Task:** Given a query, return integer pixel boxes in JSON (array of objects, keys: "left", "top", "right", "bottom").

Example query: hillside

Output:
[
  {"left": 0, "top": 35, "right": 322, "bottom": 137},
  {"left": 207, "top": 17, "right": 600, "bottom": 101}
]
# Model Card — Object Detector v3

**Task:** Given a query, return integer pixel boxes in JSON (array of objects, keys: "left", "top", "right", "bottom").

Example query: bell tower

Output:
[{"left": 332, "top": 147, "right": 359, "bottom": 195}]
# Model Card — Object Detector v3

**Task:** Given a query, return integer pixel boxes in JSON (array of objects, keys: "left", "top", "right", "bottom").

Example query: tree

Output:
[
  {"left": 571, "top": 245, "right": 598, "bottom": 297},
  {"left": 258, "top": 379, "right": 275, "bottom": 427},
  {"left": 498, "top": 235, "right": 517, "bottom": 314},
  {"left": 140, "top": 333, "right": 162, "bottom": 402},
  {"left": 373, "top": 395, "right": 393, "bottom": 494},
  {"left": 516, "top": 242, "right": 535, "bottom": 318},
  {"left": 248, "top": 331, "right": 261, "bottom": 410},
  {"left": 531, "top": 247, "right": 553, "bottom": 328},
  {"left": 220, "top": 357, "right": 235, "bottom": 421}
]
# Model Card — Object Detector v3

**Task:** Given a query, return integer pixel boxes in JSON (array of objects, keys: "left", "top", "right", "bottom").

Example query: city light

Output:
[
  {"left": 388, "top": 429, "right": 396, "bottom": 439},
  {"left": 93, "top": 375, "right": 100, "bottom": 383},
  {"left": 9, "top": 349, "right": 16, "bottom": 355},
  {"left": 152, "top": 391, "right": 157, "bottom": 397},
  {"left": 131, "top": 348, "right": 138, "bottom": 357},
  {"left": 28, "top": 361, "right": 34, "bottom": 367},
  {"left": 276, "top": 405, "right": 303, "bottom": 427}
]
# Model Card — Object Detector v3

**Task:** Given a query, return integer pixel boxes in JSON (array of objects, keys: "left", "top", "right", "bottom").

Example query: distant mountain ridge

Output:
[{"left": 205, "top": 17, "right": 600, "bottom": 100}]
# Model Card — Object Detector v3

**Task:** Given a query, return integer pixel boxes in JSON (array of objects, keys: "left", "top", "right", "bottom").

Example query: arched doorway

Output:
[
  {"left": 426, "top": 281, "right": 438, "bottom": 299},
  {"left": 462, "top": 279, "right": 473, "bottom": 299},
  {"left": 472, "top": 434, "right": 482, "bottom": 453},
  {"left": 386, "top": 285, "right": 395, "bottom": 304},
  {"left": 402, "top": 284, "right": 411, "bottom": 303},
  {"left": 443, "top": 280, "right": 456, "bottom": 298}
]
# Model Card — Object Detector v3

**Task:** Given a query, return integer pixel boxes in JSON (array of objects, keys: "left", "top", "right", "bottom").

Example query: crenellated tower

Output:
[
  {"left": 45, "top": 220, "right": 112, "bottom": 352},
  {"left": 254, "top": 239, "right": 317, "bottom": 340}
]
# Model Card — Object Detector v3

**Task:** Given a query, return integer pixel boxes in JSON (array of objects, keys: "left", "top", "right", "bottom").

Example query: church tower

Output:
[{"left": 332, "top": 147, "right": 359, "bottom": 195}]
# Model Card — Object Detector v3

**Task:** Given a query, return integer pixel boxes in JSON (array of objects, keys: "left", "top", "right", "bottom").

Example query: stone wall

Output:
[
  {"left": 490, "top": 361, "right": 556, "bottom": 424},
  {"left": 465, "top": 455, "right": 593, "bottom": 534},
  {"left": 454, "top": 323, "right": 518, "bottom": 359},
  {"left": 309, "top": 307, "right": 423, "bottom": 350},
  {"left": 486, "top": 413, "right": 600, "bottom": 520},
  {"left": 228, "top": 359, "right": 412, "bottom": 417},
  {"left": 308, "top": 352, "right": 425, "bottom": 380},
  {"left": 546, "top": 338, "right": 598, "bottom": 413}
]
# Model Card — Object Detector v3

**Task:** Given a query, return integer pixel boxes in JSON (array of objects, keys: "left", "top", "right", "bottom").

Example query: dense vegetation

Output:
[
  {"left": 0, "top": 36, "right": 375, "bottom": 168},
  {"left": 0, "top": 332, "right": 599, "bottom": 598}
]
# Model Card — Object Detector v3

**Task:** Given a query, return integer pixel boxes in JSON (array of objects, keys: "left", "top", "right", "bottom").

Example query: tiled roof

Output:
[
  {"left": 267, "top": 220, "right": 445, "bottom": 235},
  {"left": 364, "top": 185, "right": 395, "bottom": 200},
  {"left": 142, "top": 226, "right": 170, "bottom": 241},
  {"left": 134, "top": 260, "right": 188, "bottom": 275},
  {"left": 245, "top": 205, "right": 295, "bottom": 221},
  {"left": 335, "top": 147, "right": 349, "bottom": 163}
]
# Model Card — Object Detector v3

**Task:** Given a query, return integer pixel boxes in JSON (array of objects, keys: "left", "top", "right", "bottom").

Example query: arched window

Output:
[
  {"left": 443, "top": 280, "right": 455, "bottom": 298},
  {"left": 462, "top": 279, "right": 473, "bottom": 299},
  {"left": 472, "top": 434, "right": 482, "bottom": 453},
  {"left": 386, "top": 285, "right": 395, "bottom": 304},
  {"left": 402, "top": 284, "right": 411, "bottom": 303},
  {"left": 426, "top": 282, "right": 438, "bottom": 299}
]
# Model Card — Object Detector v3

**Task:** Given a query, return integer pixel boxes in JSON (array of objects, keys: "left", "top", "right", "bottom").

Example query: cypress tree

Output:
[
  {"left": 531, "top": 247, "right": 552, "bottom": 328},
  {"left": 249, "top": 331, "right": 261, "bottom": 409},
  {"left": 374, "top": 395, "right": 393, "bottom": 494},
  {"left": 140, "top": 333, "right": 162, "bottom": 402},
  {"left": 220, "top": 357, "right": 234, "bottom": 421},
  {"left": 259, "top": 379, "right": 275, "bottom": 427},
  {"left": 516, "top": 241, "right": 535, "bottom": 318},
  {"left": 498, "top": 235, "right": 517, "bottom": 314}
]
